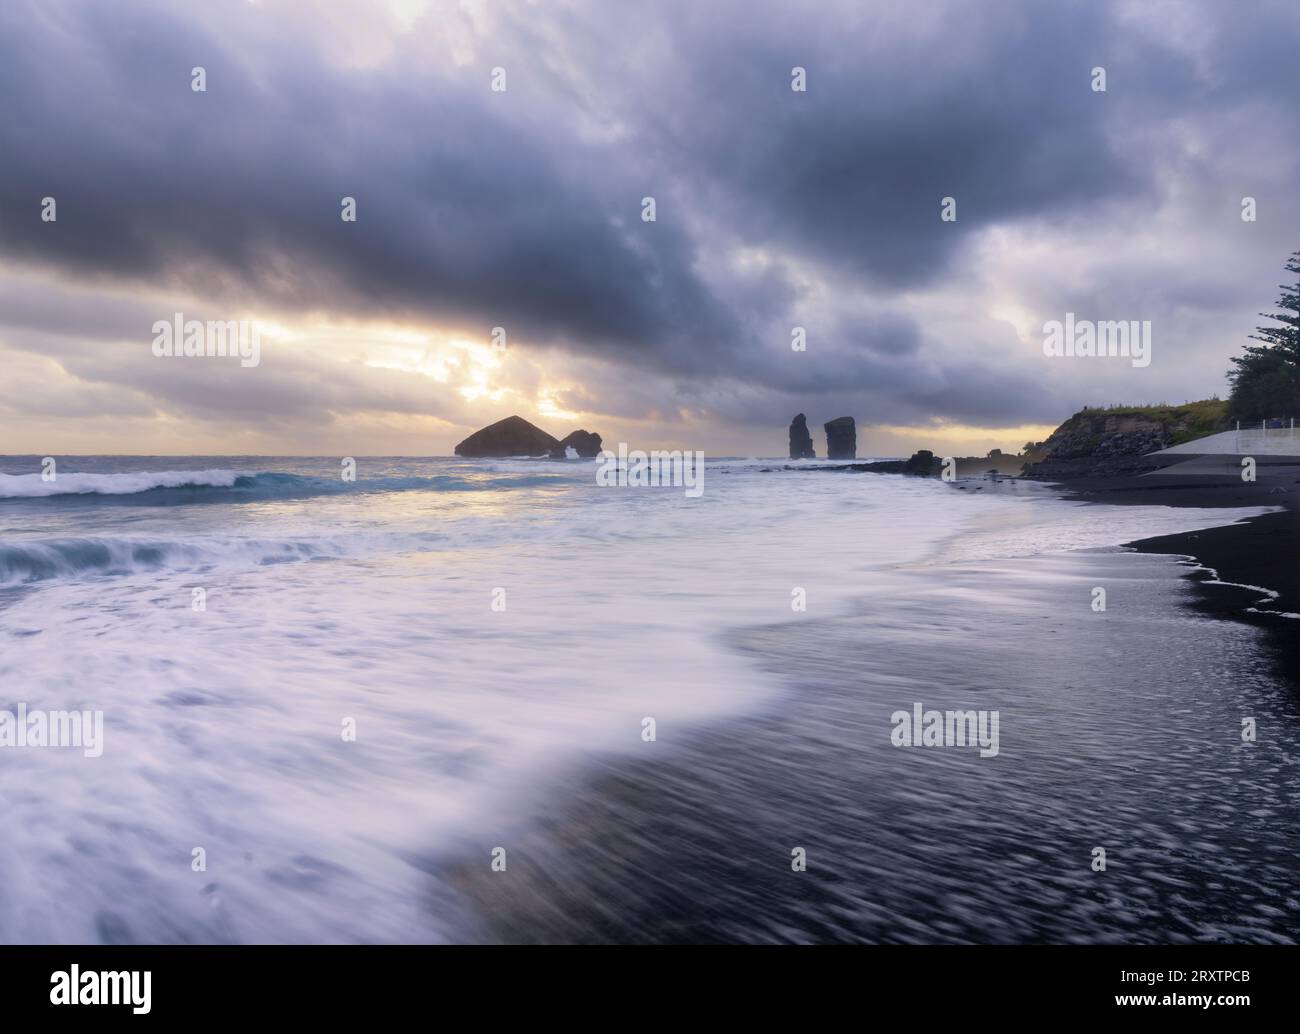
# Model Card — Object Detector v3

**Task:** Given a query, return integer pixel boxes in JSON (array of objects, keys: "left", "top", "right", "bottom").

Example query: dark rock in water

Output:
[
  {"left": 455, "top": 415, "right": 560, "bottom": 457},
  {"left": 903, "top": 449, "right": 939, "bottom": 474},
  {"left": 824, "top": 416, "right": 856, "bottom": 459},
  {"left": 549, "top": 429, "right": 604, "bottom": 458},
  {"left": 788, "top": 414, "right": 816, "bottom": 459},
  {"left": 796, "top": 448, "right": 941, "bottom": 476}
]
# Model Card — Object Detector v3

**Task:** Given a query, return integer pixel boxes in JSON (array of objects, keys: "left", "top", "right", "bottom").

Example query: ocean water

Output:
[{"left": 0, "top": 455, "right": 1294, "bottom": 943}]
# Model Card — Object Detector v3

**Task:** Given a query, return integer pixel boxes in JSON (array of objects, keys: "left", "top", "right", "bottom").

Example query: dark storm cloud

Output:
[
  {"left": 1, "top": 0, "right": 1298, "bottom": 432},
  {"left": 0, "top": 0, "right": 735, "bottom": 367},
  {"left": 623, "top": 2, "right": 1166, "bottom": 288}
]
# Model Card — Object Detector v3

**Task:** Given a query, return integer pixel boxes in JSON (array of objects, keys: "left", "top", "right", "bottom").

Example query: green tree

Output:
[{"left": 1228, "top": 250, "right": 1300, "bottom": 422}]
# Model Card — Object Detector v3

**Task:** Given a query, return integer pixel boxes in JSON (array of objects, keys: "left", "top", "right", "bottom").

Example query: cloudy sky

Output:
[{"left": 1, "top": 0, "right": 1297, "bottom": 457}]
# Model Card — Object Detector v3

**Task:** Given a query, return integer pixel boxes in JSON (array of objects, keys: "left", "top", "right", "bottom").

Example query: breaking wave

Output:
[
  {"left": 0, "top": 535, "right": 350, "bottom": 585},
  {"left": 0, "top": 469, "right": 567, "bottom": 504}
]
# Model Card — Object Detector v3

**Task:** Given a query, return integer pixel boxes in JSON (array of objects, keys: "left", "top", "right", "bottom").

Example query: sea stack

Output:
[
  {"left": 549, "top": 429, "right": 604, "bottom": 458},
  {"left": 824, "top": 416, "right": 856, "bottom": 459},
  {"left": 788, "top": 414, "right": 816, "bottom": 459},
  {"left": 455, "top": 415, "right": 560, "bottom": 457}
]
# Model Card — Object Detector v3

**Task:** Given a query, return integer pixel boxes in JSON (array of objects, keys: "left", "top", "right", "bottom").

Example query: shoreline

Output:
[
  {"left": 1126, "top": 514, "right": 1299, "bottom": 688},
  {"left": 440, "top": 491, "right": 1300, "bottom": 943},
  {"left": 1033, "top": 464, "right": 1300, "bottom": 689},
  {"left": 802, "top": 458, "right": 1298, "bottom": 688}
]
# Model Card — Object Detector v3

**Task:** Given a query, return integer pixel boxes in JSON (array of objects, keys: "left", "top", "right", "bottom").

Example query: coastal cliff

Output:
[{"left": 1023, "top": 401, "right": 1227, "bottom": 478}]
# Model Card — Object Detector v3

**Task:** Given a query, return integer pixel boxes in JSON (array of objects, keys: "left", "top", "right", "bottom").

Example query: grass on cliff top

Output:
[{"left": 1077, "top": 399, "right": 1229, "bottom": 444}]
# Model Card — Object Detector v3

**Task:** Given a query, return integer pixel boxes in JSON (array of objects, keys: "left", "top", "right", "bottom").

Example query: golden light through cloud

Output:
[
  {"left": 872, "top": 422, "right": 1058, "bottom": 453},
  {"left": 4, "top": 265, "right": 1063, "bottom": 458},
  {"left": 0, "top": 265, "right": 1061, "bottom": 457},
  {"left": 536, "top": 394, "right": 581, "bottom": 423},
  {"left": 303, "top": 322, "right": 508, "bottom": 396}
]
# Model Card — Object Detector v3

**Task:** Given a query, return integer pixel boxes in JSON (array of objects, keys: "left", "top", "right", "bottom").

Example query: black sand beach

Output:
[
  {"left": 1044, "top": 460, "right": 1300, "bottom": 688},
  {"left": 441, "top": 555, "right": 1300, "bottom": 944},
  {"left": 436, "top": 469, "right": 1300, "bottom": 943}
]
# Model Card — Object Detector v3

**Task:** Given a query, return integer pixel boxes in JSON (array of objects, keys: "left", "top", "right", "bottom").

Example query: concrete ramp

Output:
[
  {"left": 1141, "top": 455, "right": 1300, "bottom": 479},
  {"left": 1150, "top": 427, "right": 1300, "bottom": 457}
]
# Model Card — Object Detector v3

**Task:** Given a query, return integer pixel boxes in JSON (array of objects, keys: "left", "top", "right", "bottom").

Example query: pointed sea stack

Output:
[
  {"left": 455, "top": 415, "right": 560, "bottom": 457},
  {"left": 824, "top": 416, "right": 856, "bottom": 459},
  {"left": 788, "top": 414, "right": 816, "bottom": 459}
]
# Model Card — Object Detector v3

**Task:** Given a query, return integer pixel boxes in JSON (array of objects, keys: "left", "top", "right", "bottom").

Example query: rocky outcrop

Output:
[
  {"left": 1042, "top": 413, "right": 1168, "bottom": 458},
  {"left": 903, "top": 449, "right": 939, "bottom": 474},
  {"left": 824, "top": 416, "right": 856, "bottom": 459},
  {"left": 455, "top": 416, "right": 560, "bottom": 457},
  {"left": 808, "top": 449, "right": 940, "bottom": 476},
  {"left": 788, "top": 414, "right": 816, "bottom": 459},
  {"left": 1023, "top": 409, "right": 1176, "bottom": 478},
  {"left": 550, "top": 429, "right": 603, "bottom": 458},
  {"left": 1022, "top": 402, "right": 1230, "bottom": 479}
]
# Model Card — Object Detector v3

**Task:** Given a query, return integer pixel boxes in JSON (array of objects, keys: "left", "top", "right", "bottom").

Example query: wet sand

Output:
[
  {"left": 438, "top": 535, "right": 1300, "bottom": 943},
  {"left": 427, "top": 464, "right": 1300, "bottom": 943},
  {"left": 1039, "top": 459, "right": 1300, "bottom": 688}
]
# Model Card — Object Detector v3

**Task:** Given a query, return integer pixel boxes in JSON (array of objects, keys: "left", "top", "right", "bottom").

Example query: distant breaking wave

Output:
[
  {"left": 0, "top": 469, "right": 568, "bottom": 503},
  {"left": 0, "top": 469, "right": 242, "bottom": 497},
  {"left": 0, "top": 529, "right": 463, "bottom": 585},
  {"left": 0, "top": 535, "right": 328, "bottom": 585}
]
